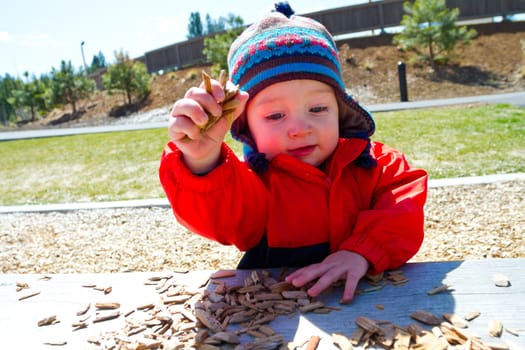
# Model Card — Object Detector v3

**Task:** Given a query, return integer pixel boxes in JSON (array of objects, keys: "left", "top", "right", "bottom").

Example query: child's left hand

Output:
[{"left": 285, "top": 250, "right": 369, "bottom": 304}]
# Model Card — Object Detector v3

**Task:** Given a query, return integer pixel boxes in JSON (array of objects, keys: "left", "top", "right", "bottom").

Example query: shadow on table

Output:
[{"left": 265, "top": 261, "right": 463, "bottom": 346}]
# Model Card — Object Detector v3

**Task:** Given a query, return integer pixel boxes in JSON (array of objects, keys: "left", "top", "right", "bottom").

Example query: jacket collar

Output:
[{"left": 267, "top": 138, "right": 370, "bottom": 182}]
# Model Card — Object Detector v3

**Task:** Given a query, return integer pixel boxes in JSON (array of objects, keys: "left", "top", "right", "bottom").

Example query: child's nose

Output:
[{"left": 287, "top": 117, "right": 312, "bottom": 139}]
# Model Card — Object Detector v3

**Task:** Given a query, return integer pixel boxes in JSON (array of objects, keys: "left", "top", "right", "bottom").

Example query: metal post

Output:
[
  {"left": 80, "top": 41, "right": 88, "bottom": 74},
  {"left": 397, "top": 61, "right": 408, "bottom": 102}
]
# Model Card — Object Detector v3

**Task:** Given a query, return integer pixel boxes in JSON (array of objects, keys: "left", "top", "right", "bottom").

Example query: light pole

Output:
[{"left": 80, "top": 41, "right": 88, "bottom": 74}]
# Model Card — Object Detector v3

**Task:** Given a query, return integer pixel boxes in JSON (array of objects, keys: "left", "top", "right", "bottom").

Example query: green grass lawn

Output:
[
  {"left": 1, "top": 104, "right": 523, "bottom": 205},
  {"left": 372, "top": 104, "right": 525, "bottom": 178}
]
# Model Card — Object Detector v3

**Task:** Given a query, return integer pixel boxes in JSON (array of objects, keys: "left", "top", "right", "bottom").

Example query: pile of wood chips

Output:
[
  {"left": 88, "top": 269, "right": 342, "bottom": 349},
  {"left": 80, "top": 269, "right": 515, "bottom": 350}
]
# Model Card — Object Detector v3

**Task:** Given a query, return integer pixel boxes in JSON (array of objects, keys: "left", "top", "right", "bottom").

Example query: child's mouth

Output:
[{"left": 288, "top": 145, "right": 316, "bottom": 158}]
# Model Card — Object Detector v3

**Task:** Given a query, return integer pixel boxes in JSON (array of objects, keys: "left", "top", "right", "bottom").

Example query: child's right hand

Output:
[{"left": 168, "top": 78, "right": 248, "bottom": 174}]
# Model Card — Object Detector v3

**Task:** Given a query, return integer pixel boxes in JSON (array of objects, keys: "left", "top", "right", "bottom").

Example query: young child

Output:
[{"left": 159, "top": 3, "right": 428, "bottom": 303}]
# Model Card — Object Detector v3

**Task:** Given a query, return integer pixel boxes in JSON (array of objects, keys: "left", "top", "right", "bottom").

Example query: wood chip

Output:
[
  {"left": 93, "top": 311, "right": 120, "bottom": 323},
  {"left": 305, "top": 335, "right": 321, "bottom": 350},
  {"left": 195, "top": 308, "right": 223, "bottom": 333},
  {"left": 464, "top": 310, "right": 481, "bottom": 321},
  {"left": 255, "top": 293, "right": 283, "bottom": 302},
  {"left": 43, "top": 340, "right": 67, "bottom": 346},
  {"left": 493, "top": 273, "right": 510, "bottom": 287},
  {"left": 505, "top": 327, "right": 520, "bottom": 337},
  {"left": 349, "top": 327, "right": 366, "bottom": 345},
  {"left": 332, "top": 333, "right": 352, "bottom": 350},
  {"left": 427, "top": 284, "right": 452, "bottom": 295},
  {"left": 355, "top": 316, "right": 383, "bottom": 334},
  {"left": 38, "top": 315, "right": 59, "bottom": 327},
  {"left": 394, "top": 328, "right": 412, "bottom": 349},
  {"left": 18, "top": 290, "right": 40, "bottom": 301},
  {"left": 299, "top": 301, "right": 325, "bottom": 313},
  {"left": 258, "top": 325, "right": 276, "bottom": 336},
  {"left": 72, "top": 322, "right": 88, "bottom": 331},
  {"left": 410, "top": 310, "right": 442, "bottom": 326},
  {"left": 385, "top": 271, "right": 409, "bottom": 285},
  {"left": 211, "top": 331, "right": 240, "bottom": 344},
  {"left": 95, "top": 302, "right": 120, "bottom": 310},
  {"left": 440, "top": 322, "right": 468, "bottom": 344},
  {"left": 489, "top": 319, "right": 503, "bottom": 337},
  {"left": 281, "top": 290, "right": 308, "bottom": 299},
  {"left": 15, "top": 282, "right": 29, "bottom": 292},
  {"left": 76, "top": 303, "right": 90, "bottom": 316},
  {"left": 136, "top": 303, "right": 155, "bottom": 311},
  {"left": 442, "top": 313, "right": 468, "bottom": 328},
  {"left": 163, "top": 294, "right": 193, "bottom": 304}
]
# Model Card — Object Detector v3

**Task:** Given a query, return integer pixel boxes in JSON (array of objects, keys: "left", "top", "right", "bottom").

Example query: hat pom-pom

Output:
[{"left": 273, "top": 2, "right": 295, "bottom": 18}]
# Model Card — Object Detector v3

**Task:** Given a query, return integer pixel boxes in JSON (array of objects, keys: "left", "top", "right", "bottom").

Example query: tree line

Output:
[
  {"left": 0, "top": 0, "right": 475, "bottom": 126},
  {"left": 0, "top": 49, "right": 152, "bottom": 126},
  {"left": 0, "top": 11, "right": 244, "bottom": 126}
]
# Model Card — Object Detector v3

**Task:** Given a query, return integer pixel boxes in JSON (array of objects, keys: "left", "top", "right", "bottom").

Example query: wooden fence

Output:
[{"left": 134, "top": 0, "right": 525, "bottom": 73}]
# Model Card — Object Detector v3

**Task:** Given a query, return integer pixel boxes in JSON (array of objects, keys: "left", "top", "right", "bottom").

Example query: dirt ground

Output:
[{"left": 13, "top": 22, "right": 525, "bottom": 129}]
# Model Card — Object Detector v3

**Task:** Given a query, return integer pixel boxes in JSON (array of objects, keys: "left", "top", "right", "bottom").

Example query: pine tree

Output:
[
  {"left": 50, "top": 60, "right": 95, "bottom": 113},
  {"left": 90, "top": 51, "right": 107, "bottom": 73},
  {"left": 393, "top": 0, "right": 477, "bottom": 70},
  {"left": 102, "top": 50, "right": 151, "bottom": 105},
  {"left": 187, "top": 12, "right": 204, "bottom": 39}
]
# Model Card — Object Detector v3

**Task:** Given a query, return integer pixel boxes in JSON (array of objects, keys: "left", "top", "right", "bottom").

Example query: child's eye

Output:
[
  {"left": 265, "top": 113, "right": 285, "bottom": 121},
  {"left": 310, "top": 106, "right": 328, "bottom": 113}
]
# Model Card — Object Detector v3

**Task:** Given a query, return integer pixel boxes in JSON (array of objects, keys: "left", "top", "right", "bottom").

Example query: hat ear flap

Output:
[{"left": 241, "top": 143, "right": 269, "bottom": 174}]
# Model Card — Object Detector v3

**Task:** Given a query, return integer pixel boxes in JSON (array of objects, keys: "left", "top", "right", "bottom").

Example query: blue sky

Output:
[{"left": 0, "top": 0, "right": 368, "bottom": 77}]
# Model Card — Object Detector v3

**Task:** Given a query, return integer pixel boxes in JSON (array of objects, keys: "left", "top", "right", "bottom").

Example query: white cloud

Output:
[{"left": 0, "top": 31, "right": 12, "bottom": 43}]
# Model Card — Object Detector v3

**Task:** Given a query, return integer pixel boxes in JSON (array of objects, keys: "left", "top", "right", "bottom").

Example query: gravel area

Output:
[{"left": 1, "top": 180, "right": 523, "bottom": 274}]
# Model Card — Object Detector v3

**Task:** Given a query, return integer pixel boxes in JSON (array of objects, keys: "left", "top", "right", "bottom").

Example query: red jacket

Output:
[{"left": 159, "top": 138, "right": 428, "bottom": 274}]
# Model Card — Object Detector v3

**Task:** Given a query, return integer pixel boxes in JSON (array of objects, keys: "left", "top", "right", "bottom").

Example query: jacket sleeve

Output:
[
  {"left": 159, "top": 141, "right": 268, "bottom": 251},
  {"left": 338, "top": 142, "right": 428, "bottom": 274}
]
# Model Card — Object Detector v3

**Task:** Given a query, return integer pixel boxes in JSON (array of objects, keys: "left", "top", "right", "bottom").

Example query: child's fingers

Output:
[
  {"left": 307, "top": 264, "right": 349, "bottom": 297},
  {"left": 202, "top": 116, "right": 230, "bottom": 143},
  {"left": 199, "top": 78, "right": 226, "bottom": 103},
  {"left": 171, "top": 97, "right": 209, "bottom": 127},
  {"left": 340, "top": 273, "right": 360, "bottom": 304},
  {"left": 184, "top": 86, "right": 222, "bottom": 119},
  {"left": 285, "top": 263, "right": 335, "bottom": 292},
  {"left": 285, "top": 266, "right": 321, "bottom": 287},
  {"left": 168, "top": 114, "right": 202, "bottom": 141}
]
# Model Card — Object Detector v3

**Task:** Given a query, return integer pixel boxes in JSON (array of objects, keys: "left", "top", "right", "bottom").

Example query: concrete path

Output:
[
  {"left": 1, "top": 91, "right": 524, "bottom": 141},
  {"left": 368, "top": 91, "right": 525, "bottom": 112},
  {"left": 1, "top": 173, "right": 523, "bottom": 214}
]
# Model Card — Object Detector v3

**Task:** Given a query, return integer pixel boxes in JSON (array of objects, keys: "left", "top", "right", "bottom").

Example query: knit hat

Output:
[{"left": 228, "top": 2, "right": 376, "bottom": 172}]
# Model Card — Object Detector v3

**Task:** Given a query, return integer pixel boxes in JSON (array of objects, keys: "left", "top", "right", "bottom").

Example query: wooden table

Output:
[{"left": 1, "top": 258, "right": 524, "bottom": 349}]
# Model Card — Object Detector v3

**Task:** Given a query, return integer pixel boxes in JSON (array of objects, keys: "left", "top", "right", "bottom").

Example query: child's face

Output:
[{"left": 246, "top": 79, "right": 339, "bottom": 167}]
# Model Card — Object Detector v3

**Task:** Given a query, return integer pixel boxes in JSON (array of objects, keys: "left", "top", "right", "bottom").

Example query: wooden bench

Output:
[{"left": 1, "top": 258, "right": 523, "bottom": 349}]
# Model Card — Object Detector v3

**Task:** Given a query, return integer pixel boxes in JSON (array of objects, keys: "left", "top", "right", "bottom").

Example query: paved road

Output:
[
  {"left": 369, "top": 90, "right": 525, "bottom": 111},
  {"left": 1, "top": 91, "right": 524, "bottom": 141}
]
